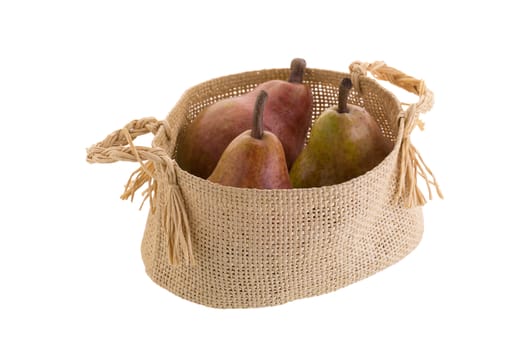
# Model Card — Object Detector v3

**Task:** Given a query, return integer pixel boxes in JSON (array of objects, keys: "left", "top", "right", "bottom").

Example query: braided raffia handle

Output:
[
  {"left": 350, "top": 61, "right": 443, "bottom": 207},
  {"left": 86, "top": 117, "right": 194, "bottom": 266}
]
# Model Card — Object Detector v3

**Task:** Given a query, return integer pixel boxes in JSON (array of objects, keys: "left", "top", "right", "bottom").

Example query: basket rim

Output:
[{"left": 162, "top": 66, "right": 404, "bottom": 193}]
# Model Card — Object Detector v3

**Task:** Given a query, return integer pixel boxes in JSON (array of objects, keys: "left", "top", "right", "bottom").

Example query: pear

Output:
[
  {"left": 290, "top": 78, "right": 394, "bottom": 188},
  {"left": 176, "top": 58, "right": 312, "bottom": 179},
  {"left": 207, "top": 91, "right": 292, "bottom": 189}
]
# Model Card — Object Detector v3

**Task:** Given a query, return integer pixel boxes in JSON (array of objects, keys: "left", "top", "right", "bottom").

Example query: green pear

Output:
[
  {"left": 290, "top": 78, "right": 394, "bottom": 188},
  {"left": 207, "top": 91, "right": 292, "bottom": 189}
]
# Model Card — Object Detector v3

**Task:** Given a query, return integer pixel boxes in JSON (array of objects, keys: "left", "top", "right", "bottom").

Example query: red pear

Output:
[
  {"left": 207, "top": 91, "right": 292, "bottom": 189},
  {"left": 176, "top": 58, "right": 312, "bottom": 179}
]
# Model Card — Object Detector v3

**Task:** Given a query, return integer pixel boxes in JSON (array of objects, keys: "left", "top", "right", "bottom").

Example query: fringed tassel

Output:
[
  {"left": 118, "top": 128, "right": 194, "bottom": 266},
  {"left": 121, "top": 163, "right": 195, "bottom": 266},
  {"left": 397, "top": 106, "right": 443, "bottom": 207},
  {"left": 164, "top": 182, "right": 195, "bottom": 265},
  {"left": 121, "top": 161, "right": 157, "bottom": 211}
]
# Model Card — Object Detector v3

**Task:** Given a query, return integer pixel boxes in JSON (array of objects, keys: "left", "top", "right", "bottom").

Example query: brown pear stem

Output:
[
  {"left": 288, "top": 58, "right": 307, "bottom": 83},
  {"left": 338, "top": 78, "right": 353, "bottom": 113},
  {"left": 251, "top": 90, "right": 268, "bottom": 139}
]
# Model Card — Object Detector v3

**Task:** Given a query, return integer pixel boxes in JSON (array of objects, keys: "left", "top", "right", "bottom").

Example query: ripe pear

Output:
[
  {"left": 176, "top": 58, "right": 312, "bottom": 179},
  {"left": 207, "top": 91, "right": 292, "bottom": 189},
  {"left": 290, "top": 78, "right": 394, "bottom": 188}
]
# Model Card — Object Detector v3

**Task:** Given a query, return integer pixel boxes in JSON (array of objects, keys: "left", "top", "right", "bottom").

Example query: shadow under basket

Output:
[{"left": 86, "top": 61, "right": 442, "bottom": 308}]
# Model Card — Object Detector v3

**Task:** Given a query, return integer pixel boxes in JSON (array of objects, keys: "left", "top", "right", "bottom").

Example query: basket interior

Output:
[{"left": 171, "top": 68, "right": 401, "bottom": 159}]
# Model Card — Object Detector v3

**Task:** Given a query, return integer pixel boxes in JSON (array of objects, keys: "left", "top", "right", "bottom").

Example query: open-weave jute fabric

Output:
[{"left": 86, "top": 61, "right": 442, "bottom": 308}]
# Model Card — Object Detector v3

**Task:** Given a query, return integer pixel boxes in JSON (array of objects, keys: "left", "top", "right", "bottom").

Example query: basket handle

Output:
[
  {"left": 350, "top": 61, "right": 443, "bottom": 207},
  {"left": 86, "top": 117, "right": 194, "bottom": 266},
  {"left": 86, "top": 117, "right": 170, "bottom": 164}
]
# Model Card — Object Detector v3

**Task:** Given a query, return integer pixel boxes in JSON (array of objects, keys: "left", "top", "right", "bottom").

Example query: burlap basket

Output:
[{"left": 86, "top": 61, "right": 442, "bottom": 308}]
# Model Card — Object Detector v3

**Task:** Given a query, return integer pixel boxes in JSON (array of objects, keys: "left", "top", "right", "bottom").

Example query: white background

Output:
[{"left": 1, "top": 1, "right": 523, "bottom": 349}]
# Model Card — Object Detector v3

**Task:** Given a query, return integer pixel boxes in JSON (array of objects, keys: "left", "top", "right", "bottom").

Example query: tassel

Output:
[
  {"left": 397, "top": 105, "right": 443, "bottom": 207},
  {"left": 121, "top": 161, "right": 156, "bottom": 211},
  {"left": 164, "top": 182, "right": 195, "bottom": 265},
  {"left": 118, "top": 128, "right": 194, "bottom": 265}
]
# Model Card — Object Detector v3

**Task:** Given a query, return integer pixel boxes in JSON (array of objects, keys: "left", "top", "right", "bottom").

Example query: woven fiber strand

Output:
[{"left": 138, "top": 68, "right": 424, "bottom": 308}]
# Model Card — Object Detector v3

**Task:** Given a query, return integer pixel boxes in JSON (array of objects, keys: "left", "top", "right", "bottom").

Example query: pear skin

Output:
[
  {"left": 207, "top": 91, "right": 292, "bottom": 189},
  {"left": 176, "top": 98, "right": 253, "bottom": 179},
  {"left": 290, "top": 78, "right": 394, "bottom": 188},
  {"left": 176, "top": 58, "right": 312, "bottom": 179}
]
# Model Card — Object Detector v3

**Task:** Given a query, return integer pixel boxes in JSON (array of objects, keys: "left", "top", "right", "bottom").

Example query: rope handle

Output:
[
  {"left": 86, "top": 117, "right": 194, "bottom": 266},
  {"left": 350, "top": 61, "right": 443, "bottom": 207},
  {"left": 86, "top": 117, "right": 170, "bottom": 164},
  {"left": 85, "top": 117, "right": 170, "bottom": 205}
]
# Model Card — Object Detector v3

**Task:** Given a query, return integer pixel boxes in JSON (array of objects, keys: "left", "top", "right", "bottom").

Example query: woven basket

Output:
[{"left": 86, "top": 61, "right": 441, "bottom": 308}]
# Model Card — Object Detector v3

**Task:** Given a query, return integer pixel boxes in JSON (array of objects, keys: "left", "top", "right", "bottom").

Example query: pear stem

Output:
[
  {"left": 288, "top": 58, "right": 307, "bottom": 83},
  {"left": 338, "top": 78, "right": 353, "bottom": 113},
  {"left": 251, "top": 90, "right": 268, "bottom": 139}
]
